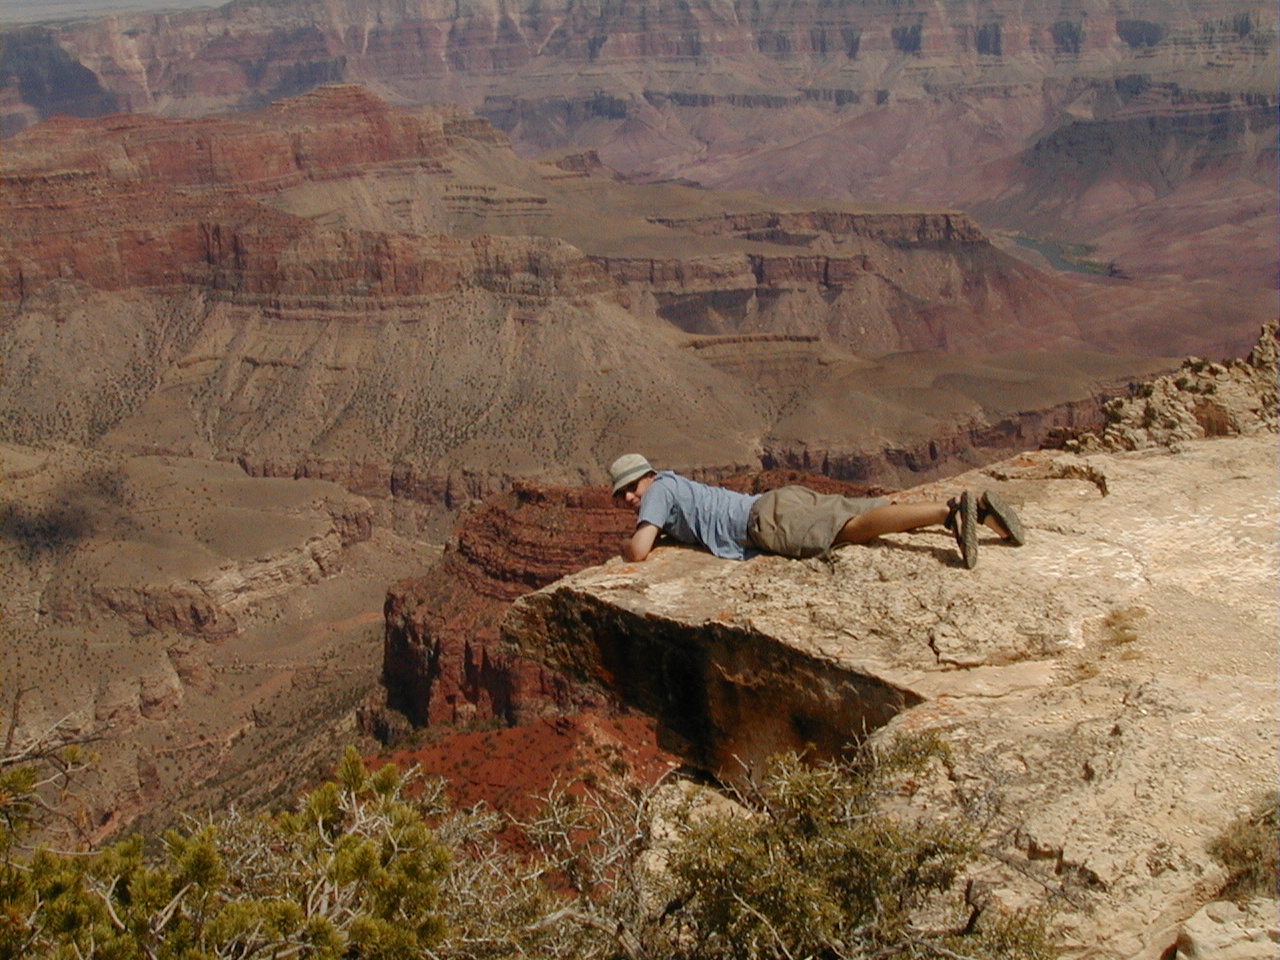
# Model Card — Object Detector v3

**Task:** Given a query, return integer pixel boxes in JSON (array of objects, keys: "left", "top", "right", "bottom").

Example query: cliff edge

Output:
[{"left": 502, "top": 372, "right": 1278, "bottom": 955}]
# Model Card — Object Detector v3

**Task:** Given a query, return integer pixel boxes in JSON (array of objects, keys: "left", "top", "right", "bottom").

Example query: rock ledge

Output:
[{"left": 504, "top": 434, "right": 1278, "bottom": 958}]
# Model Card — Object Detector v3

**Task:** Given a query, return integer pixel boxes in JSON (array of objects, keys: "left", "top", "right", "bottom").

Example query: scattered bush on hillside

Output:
[
  {"left": 0, "top": 739, "right": 1057, "bottom": 960},
  {"left": 1208, "top": 790, "right": 1279, "bottom": 901},
  {"left": 430, "top": 770, "right": 656, "bottom": 959},
  {"left": 663, "top": 738, "right": 1056, "bottom": 960},
  {"left": 1, "top": 748, "right": 451, "bottom": 959}
]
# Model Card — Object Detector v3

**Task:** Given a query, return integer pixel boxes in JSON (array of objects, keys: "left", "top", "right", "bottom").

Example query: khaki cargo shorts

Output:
[{"left": 747, "top": 485, "right": 889, "bottom": 559}]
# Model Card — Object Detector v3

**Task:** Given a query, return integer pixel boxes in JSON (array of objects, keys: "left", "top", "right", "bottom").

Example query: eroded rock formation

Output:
[
  {"left": 1, "top": 440, "right": 429, "bottom": 840},
  {"left": 382, "top": 482, "right": 627, "bottom": 727},
  {"left": 3, "top": 85, "right": 1185, "bottom": 512},
  {"left": 1085, "top": 320, "right": 1279, "bottom": 451},
  {"left": 4, "top": 0, "right": 1274, "bottom": 319}
]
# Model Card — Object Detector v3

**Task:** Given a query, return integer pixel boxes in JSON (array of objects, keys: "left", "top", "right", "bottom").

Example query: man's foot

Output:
[
  {"left": 978, "top": 491, "right": 1025, "bottom": 546},
  {"left": 945, "top": 491, "right": 978, "bottom": 569}
]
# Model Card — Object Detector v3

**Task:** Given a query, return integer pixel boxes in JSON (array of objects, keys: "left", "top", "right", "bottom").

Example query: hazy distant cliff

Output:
[
  {"left": 3, "top": 0, "right": 1273, "bottom": 129},
  {"left": 3, "top": 0, "right": 1274, "bottom": 320}
]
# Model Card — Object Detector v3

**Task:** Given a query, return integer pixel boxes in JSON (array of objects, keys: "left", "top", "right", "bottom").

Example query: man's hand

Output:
[{"left": 620, "top": 522, "right": 660, "bottom": 562}]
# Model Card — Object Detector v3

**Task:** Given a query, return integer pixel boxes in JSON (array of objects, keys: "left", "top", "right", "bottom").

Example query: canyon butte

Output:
[{"left": 1, "top": 0, "right": 1277, "bottom": 955}]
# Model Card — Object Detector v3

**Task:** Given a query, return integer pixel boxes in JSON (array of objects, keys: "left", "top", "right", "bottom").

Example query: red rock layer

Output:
[
  {"left": 383, "top": 482, "right": 632, "bottom": 727},
  {"left": 384, "top": 712, "right": 679, "bottom": 818},
  {"left": 1, "top": 86, "right": 613, "bottom": 305}
]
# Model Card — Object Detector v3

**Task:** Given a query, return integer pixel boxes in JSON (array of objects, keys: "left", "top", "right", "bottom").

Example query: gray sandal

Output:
[
  {"left": 978, "top": 491, "right": 1025, "bottom": 546},
  {"left": 945, "top": 491, "right": 978, "bottom": 569}
]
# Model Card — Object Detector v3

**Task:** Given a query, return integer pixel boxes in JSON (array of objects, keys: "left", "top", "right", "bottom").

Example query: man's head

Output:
[{"left": 609, "top": 453, "right": 656, "bottom": 509}]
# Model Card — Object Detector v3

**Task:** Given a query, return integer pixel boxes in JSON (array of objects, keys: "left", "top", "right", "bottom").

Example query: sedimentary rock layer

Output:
[
  {"left": 4, "top": 0, "right": 1273, "bottom": 128},
  {"left": 4, "top": 0, "right": 1274, "bottom": 301},
  {"left": 3, "top": 85, "right": 1186, "bottom": 508},
  {"left": 382, "top": 482, "right": 627, "bottom": 727}
]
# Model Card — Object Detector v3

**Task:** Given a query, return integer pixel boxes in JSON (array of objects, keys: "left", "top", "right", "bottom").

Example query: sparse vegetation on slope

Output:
[
  {"left": 1, "top": 741, "right": 1057, "bottom": 960},
  {"left": 1208, "top": 790, "right": 1280, "bottom": 902},
  {"left": 665, "top": 744, "right": 1056, "bottom": 960}
]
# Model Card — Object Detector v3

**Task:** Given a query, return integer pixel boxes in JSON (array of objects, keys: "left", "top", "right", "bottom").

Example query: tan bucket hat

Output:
[{"left": 609, "top": 453, "right": 654, "bottom": 494}]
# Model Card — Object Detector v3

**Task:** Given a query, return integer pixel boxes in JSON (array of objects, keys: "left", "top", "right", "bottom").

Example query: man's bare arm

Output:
[{"left": 621, "top": 522, "right": 661, "bottom": 562}]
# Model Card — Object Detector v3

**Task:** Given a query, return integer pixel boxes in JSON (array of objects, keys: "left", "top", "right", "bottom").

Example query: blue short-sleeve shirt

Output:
[{"left": 637, "top": 471, "right": 761, "bottom": 560}]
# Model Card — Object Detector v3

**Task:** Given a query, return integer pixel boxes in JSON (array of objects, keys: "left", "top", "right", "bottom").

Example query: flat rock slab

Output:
[{"left": 504, "top": 434, "right": 1278, "bottom": 959}]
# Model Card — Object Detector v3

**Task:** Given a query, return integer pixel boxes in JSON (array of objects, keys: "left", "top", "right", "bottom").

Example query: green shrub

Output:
[
  {"left": 663, "top": 738, "right": 1056, "bottom": 959},
  {"left": 1, "top": 748, "right": 449, "bottom": 960}
]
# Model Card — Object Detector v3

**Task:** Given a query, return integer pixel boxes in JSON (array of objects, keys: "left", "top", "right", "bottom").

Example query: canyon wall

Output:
[
  {"left": 3, "top": 0, "right": 1274, "bottom": 305},
  {"left": 4, "top": 0, "right": 1273, "bottom": 128},
  {"left": 381, "top": 482, "right": 627, "bottom": 728},
  {"left": 3, "top": 87, "right": 1185, "bottom": 516}
]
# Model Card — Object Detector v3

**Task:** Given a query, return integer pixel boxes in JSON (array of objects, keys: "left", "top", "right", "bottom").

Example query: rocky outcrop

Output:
[
  {"left": 1172, "top": 900, "right": 1279, "bottom": 960},
  {"left": 382, "top": 473, "right": 894, "bottom": 727},
  {"left": 78, "top": 520, "right": 360, "bottom": 639},
  {"left": 381, "top": 483, "right": 627, "bottom": 727},
  {"left": 1081, "top": 320, "right": 1279, "bottom": 452},
  {"left": 502, "top": 432, "right": 1279, "bottom": 959}
]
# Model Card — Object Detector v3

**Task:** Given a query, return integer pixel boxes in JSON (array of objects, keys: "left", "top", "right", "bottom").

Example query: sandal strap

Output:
[{"left": 944, "top": 496, "right": 962, "bottom": 531}]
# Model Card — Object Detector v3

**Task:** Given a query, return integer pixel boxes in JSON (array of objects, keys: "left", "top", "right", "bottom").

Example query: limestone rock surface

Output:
[
  {"left": 1173, "top": 899, "right": 1279, "bottom": 960},
  {"left": 503, "top": 433, "right": 1278, "bottom": 958}
]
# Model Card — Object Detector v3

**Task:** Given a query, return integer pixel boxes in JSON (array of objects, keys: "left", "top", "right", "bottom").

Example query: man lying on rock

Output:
[{"left": 609, "top": 453, "right": 1023, "bottom": 569}]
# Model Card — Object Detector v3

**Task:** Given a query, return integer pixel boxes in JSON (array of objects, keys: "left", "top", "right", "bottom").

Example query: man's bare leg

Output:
[
  {"left": 833, "top": 503, "right": 949, "bottom": 545},
  {"left": 833, "top": 499, "right": 1013, "bottom": 546}
]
